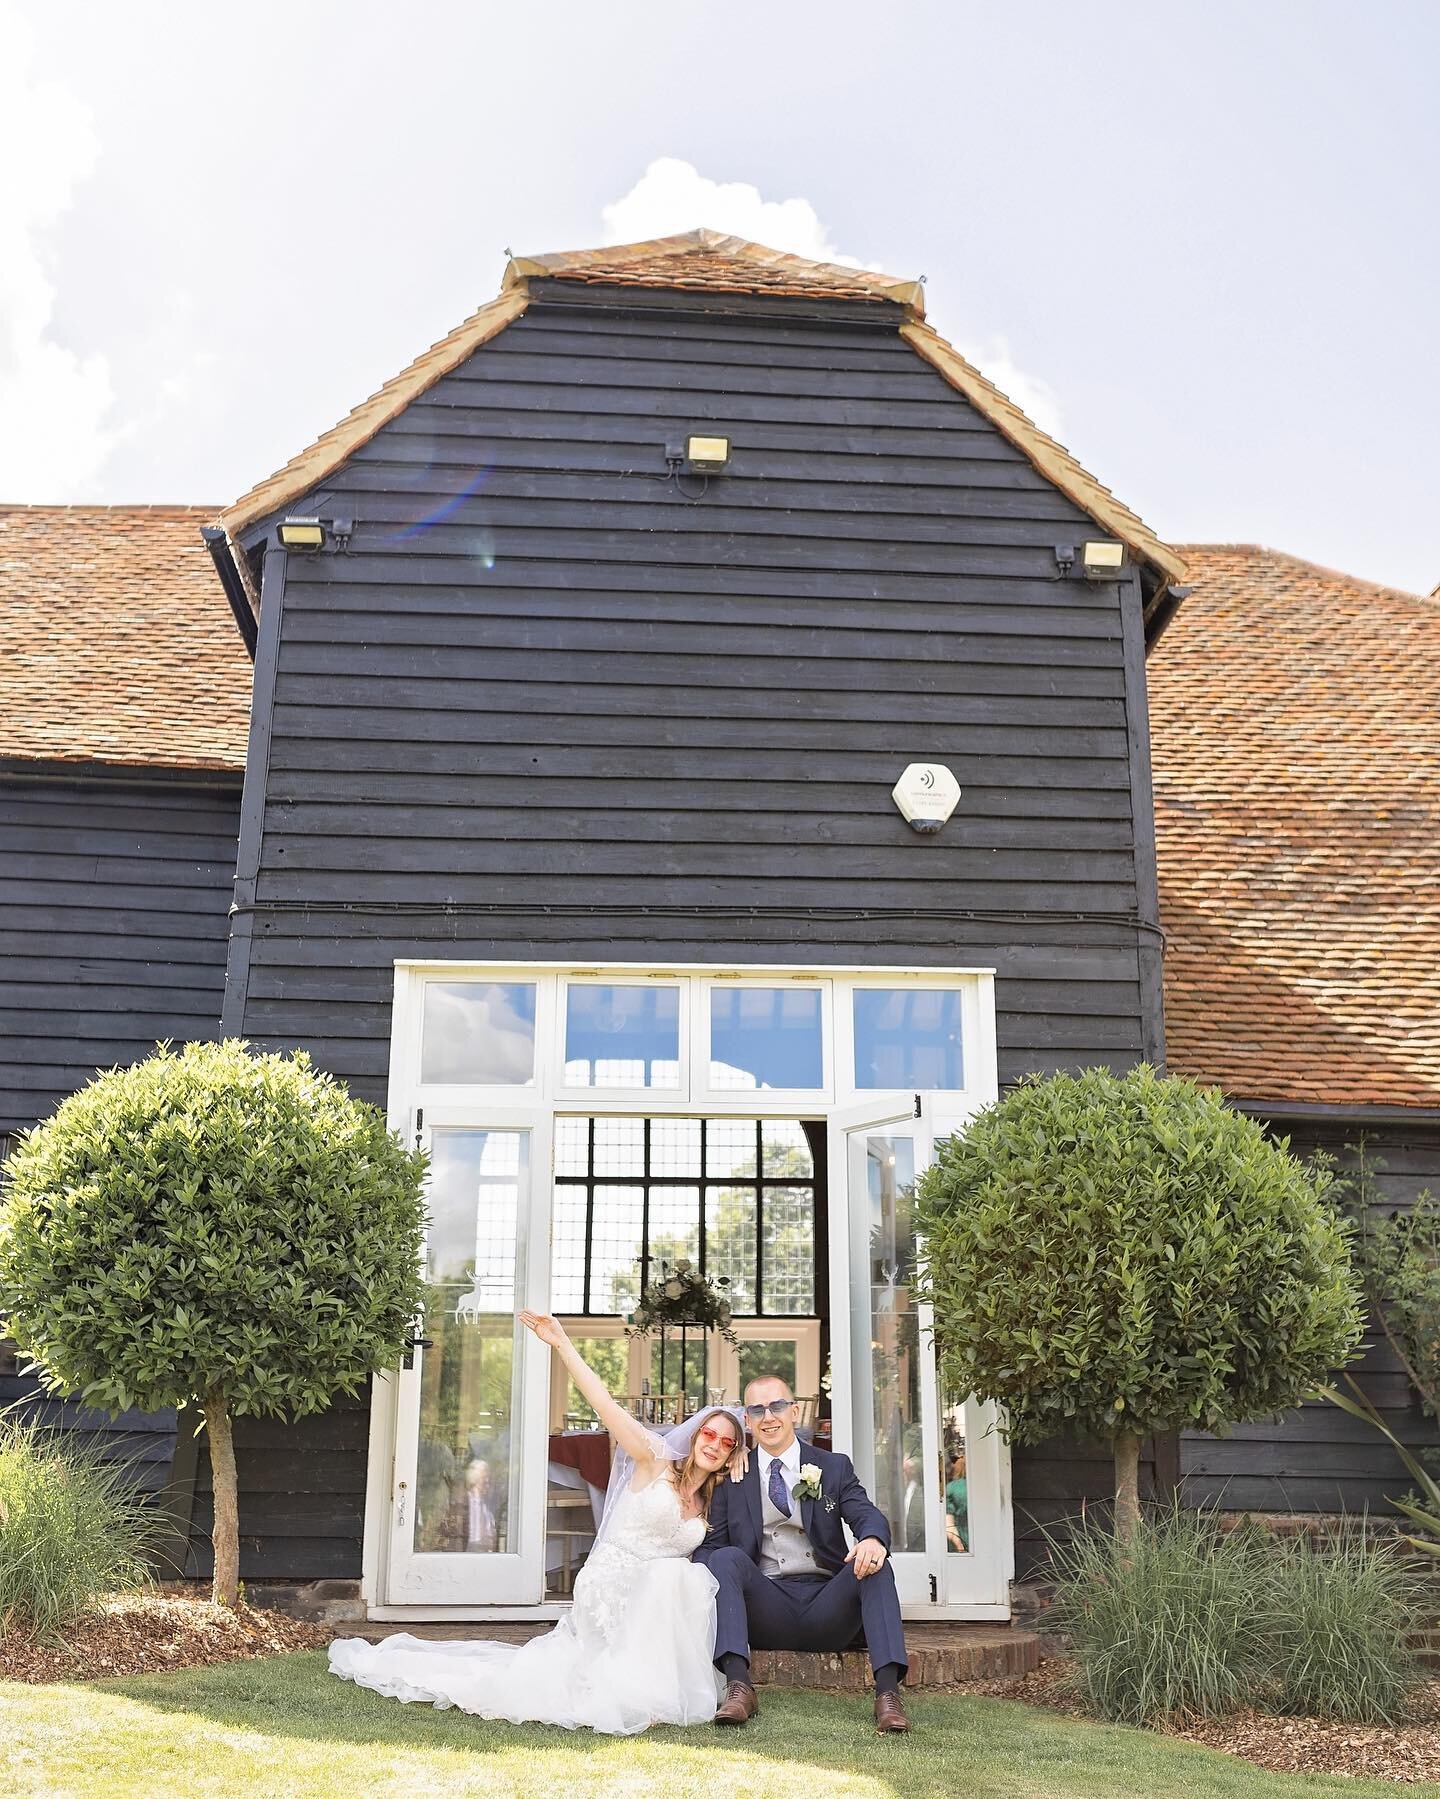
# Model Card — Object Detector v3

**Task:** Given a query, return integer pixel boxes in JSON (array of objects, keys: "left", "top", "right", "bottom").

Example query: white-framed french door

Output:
[
  {"left": 385, "top": 1107, "right": 554, "bottom": 1605},
  {"left": 364, "top": 960, "right": 1008, "bottom": 1620},
  {"left": 833, "top": 1094, "right": 1013, "bottom": 1616}
]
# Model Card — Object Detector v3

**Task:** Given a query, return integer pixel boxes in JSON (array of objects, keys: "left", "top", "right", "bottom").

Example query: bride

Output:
[{"left": 329, "top": 1310, "right": 747, "bottom": 1734}]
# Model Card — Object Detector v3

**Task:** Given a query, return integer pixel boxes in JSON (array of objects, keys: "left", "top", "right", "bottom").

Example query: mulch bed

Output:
[
  {"left": 1, "top": 1591, "right": 331, "bottom": 1684},
  {"left": 962, "top": 1658, "right": 1440, "bottom": 1786}
]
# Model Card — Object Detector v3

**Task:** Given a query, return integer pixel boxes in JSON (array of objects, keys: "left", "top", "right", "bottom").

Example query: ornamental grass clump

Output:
[
  {"left": 1046, "top": 1503, "right": 1268, "bottom": 1726},
  {"left": 0, "top": 1040, "right": 429, "bottom": 1609},
  {"left": 0, "top": 1412, "right": 155, "bottom": 1640},
  {"left": 1261, "top": 1520, "right": 1423, "bottom": 1723}
]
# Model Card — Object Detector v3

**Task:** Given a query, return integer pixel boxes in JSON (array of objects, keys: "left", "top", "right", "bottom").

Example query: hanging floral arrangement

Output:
[{"left": 626, "top": 1259, "right": 738, "bottom": 1346}]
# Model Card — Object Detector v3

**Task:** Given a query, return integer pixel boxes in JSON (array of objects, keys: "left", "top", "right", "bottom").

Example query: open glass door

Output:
[
  {"left": 837, "top": 1096, "right": 1011, "bottom": 1615},
  {"left": 386, "top": 1111, "right": 552, "bottom": 1604}
]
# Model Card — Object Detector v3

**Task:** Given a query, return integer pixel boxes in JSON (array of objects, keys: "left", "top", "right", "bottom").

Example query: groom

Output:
[{"left": 694, "top": 1375, "right": 910, "bottom": 1733}]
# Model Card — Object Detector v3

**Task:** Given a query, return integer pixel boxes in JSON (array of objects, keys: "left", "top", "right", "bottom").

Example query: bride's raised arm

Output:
[{"left": 519, "top": 1310, "right": 661, "bottom": 1468}]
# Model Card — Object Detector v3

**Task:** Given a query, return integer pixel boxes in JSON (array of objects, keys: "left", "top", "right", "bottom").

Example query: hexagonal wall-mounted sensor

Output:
[{"left": 892, "top": 763, "right": 962, "bottom": 834}]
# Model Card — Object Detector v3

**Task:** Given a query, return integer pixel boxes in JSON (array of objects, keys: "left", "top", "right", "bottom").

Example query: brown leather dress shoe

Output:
[
  {"left": 874, "top": 1689, "right": 910, "bottom": 1733},
  {"left": 714, "top": 1680, "right": 759, "bottom": 1725}
]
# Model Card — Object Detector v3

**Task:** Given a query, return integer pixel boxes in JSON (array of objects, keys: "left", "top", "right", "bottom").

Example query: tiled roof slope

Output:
[
  {"left": 506, "top": 229, "right": 925, "bottom": 308},
  {"left": 218, "top": 230, "right": 1183, "bottom": 584},
  {"left": 0, "top": 505, "right": 251, "bottom": 772},
  {"left": 1149, "top": 544, "right": 1440, "bottom": 1108}
]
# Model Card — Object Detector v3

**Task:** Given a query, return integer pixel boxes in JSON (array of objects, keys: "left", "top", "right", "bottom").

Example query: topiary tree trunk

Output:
[
  {"left": 204, "top": 1390, "right": 241, "bottom": 1608},
  {"left": 1113, "top": 1431, "right": 1142, "bottom": 1539}
]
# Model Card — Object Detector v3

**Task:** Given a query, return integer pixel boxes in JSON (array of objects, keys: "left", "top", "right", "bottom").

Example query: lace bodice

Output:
[{"left": 600, "top": 1475, "right": 707, "bottom": 1560}]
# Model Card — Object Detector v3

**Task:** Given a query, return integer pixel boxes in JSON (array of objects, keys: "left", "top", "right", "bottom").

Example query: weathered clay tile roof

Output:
[
  {"left": 216, "top": 229, "right": 1184, "bottom": 584},
  {"left": 1149, "top": 544, "right": 1440, "bottom": 1108},
  {"left": 506, "top": 229, "right": 925, "bottom": 308},
  {"left": 0, "top": 505, "right": 251, "bottom": 772}
]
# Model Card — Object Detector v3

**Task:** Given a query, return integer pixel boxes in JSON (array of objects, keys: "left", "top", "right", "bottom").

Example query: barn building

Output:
[{"left": 2, "top": 234, "right": 1433, "bottom": 1621}]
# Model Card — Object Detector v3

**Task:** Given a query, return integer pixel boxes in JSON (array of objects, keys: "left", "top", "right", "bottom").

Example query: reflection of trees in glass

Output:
[
  {"left": 868, "top": 1139, "right": 920, "bottom": 1546},
  {"left": 553, "top": 1119, "right": 818, "bottom": 1318},
  {"left": 415, "top": 1289, "right": 514, "bottom": 1553},
  {"left": 562, "top": 1337, "right": 629, "bottom": 1423}
]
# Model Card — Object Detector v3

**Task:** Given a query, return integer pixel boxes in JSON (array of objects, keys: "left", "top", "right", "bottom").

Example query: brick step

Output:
[{"left": 340, "top": 1620, "right": 1041, "bottom": 1690}]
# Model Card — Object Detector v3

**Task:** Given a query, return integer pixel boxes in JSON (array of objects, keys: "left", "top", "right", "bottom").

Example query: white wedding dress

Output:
[{"left": 329, "top": 1473, "right": 723, "bottom": 1735}]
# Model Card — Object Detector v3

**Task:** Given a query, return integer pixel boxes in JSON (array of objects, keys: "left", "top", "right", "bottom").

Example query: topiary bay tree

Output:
[
  {"left": 0, "top": 1040, "right": 428, "bottom": 1606},
  {"left": 915, "top": 1065, "right": 1363, "bottom": 1534}
]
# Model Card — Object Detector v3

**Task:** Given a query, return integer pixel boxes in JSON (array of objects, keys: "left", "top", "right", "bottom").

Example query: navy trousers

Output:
[{"left": 706, "top": 1546, "right": 908, "bottom": 1678}]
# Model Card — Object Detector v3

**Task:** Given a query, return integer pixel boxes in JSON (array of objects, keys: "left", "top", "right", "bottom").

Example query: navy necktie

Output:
[{"left": 768, "top": 1456, "right": 792, "bottom": 1519}]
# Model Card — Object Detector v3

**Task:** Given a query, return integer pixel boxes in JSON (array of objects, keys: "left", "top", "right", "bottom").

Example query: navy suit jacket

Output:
[{"left": 695, "top": 1441, "right": 891, "bottom": 1576}]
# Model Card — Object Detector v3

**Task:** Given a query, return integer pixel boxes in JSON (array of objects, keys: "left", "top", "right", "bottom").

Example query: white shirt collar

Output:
[{"left": 759, "top": 1439, "right": 802, "bottom": 1476}]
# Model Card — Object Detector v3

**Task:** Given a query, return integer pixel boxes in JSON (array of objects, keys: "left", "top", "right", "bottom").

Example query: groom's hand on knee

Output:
[{"left": 845, "top": 1537, "right": 888, "bottom": 1581}]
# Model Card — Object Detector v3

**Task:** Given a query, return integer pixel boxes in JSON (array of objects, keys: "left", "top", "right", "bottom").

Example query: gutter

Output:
[
  {"left": 1143, "top": 581, "right": 1193, "bottom": 649},
  {"left": 201, "top": 526, "right": 258, "bottom": 660}
]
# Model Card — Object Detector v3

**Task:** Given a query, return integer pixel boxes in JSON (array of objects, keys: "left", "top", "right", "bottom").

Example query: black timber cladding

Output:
[
  {"left": 1181, "top": 1121, "right": 1440, "bottom": 1517},
  {"left": 223, "top": 284, "right": 1166, "bottom": 1577},
  {"left": 0, "top": 772, "right": 241, "bottom": 1136}
]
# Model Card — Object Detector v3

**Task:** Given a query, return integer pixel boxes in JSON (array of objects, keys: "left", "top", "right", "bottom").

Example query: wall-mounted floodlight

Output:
[
  {"left": 1082, "top": 540, "right": 1125, "bottom": 580},
  {"left": 276, "top": 515, "right": 353, "bottom": 552},
  {"left": 685, "top": 434, "right": 731, "bottom": 473},
  {"left": 277, "top": 517, "right": 325, "bottom": 551}
]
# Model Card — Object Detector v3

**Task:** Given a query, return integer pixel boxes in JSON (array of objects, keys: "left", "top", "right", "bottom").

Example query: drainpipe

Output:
[{"left": 202, "top": 525, "right": 258, "bottom": 659}]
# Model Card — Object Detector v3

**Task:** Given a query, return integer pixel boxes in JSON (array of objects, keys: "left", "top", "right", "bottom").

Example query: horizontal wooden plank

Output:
[
  {"left": 281, "top": 587, "right": 1123, "bottom": 646},
  {"left": 261, "top": 801, "right": 1135, "bottom": 855},
  {"left": 446, "top": 346, "right": 955, "bottom": 404},
  {"left": 0, "top": 953, "right": 228, "bottom": 991},
  {"left": 307, "top": 519, "right": 1082, "bottom": 582},
  {"left": 257, "top": 830, "right": 1137, "bottom": 885},
  {"left": 423, "top": 371, "right": 993, "bottom": 433},
  {"left": 252, "top": 865, "right": 1143, "bottom": 909},
  {"left": 266, "top": 727, "right": 1132, "bottom": 794},
  {"left": 386, "top": 399, "right": 1034, "bottom": 464},
  {"left": 289, "top": 549, "right": 1116, "bottom": 612},
  {"left": 266, "top": 762, "right": 1135, "bottom": 821},
  {"left": 350, "top": 437, "right": 1047, "bottom": 490},
  {"left": 329, "top": 462, "right": 1096, "bottom": 530}
]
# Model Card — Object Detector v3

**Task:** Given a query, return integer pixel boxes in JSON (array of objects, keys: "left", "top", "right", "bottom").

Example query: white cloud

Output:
[
  {"left": 601, "top": 157, "right": 878, "bottom": 269},
  {"left": 602, "top": 158, "right": 1064, "bottom": 440},
  {"left": 948, "top": 330, "right": 1065, "bottom": 442},
  {"left": 0, "top": 2, "right": 117, "bottom": 497}
]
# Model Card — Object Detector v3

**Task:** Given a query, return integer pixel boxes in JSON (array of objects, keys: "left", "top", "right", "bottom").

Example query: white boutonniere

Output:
[{"left": 792, "top": 1463, "right": 835, "bottom": 1512}]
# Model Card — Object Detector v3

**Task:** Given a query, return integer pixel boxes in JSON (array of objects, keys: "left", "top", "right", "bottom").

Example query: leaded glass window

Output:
[{"left": 551, "top": 1117, "right": 818, "bottom": 1317}]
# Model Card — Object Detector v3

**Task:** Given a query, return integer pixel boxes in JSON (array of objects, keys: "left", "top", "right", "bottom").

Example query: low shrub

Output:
[
  {"left": 0, "top": 1411, "right": 156, "bottom": 1639},
  {"left": 1046, "top": 1502, "right": 1267, "bottom": 1725},
  {"left": 1261, "top": 1520, "right": 1422, "bottom": 1723},
  {"left": 1046, "top": 1502, "right": 1427, "bottom": 1728}
]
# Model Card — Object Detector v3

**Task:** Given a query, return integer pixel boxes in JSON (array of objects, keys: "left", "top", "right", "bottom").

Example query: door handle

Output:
[{"left": 401, "top": 1330, "right": 434, "bottom": 1371}]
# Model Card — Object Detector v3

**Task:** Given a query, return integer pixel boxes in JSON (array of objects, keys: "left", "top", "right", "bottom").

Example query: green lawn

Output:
[{"left": 2, "top": 1651, "right": 1432, "bottom": 1799}]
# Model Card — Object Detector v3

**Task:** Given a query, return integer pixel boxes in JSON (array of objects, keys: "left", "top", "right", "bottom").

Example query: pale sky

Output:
[{"left": 2, "top": 0, "right": 1436, "bottom": 593}]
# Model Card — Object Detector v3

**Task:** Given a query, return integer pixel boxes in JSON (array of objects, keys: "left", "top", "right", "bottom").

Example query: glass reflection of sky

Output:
[
  {"left": 710, "top": 987, "right": 823, "bottom": 1090},
  {"left": 426, "top": 1127, "right": 525, "bottom": 1301},
  {"left": 564, "top": 985, "right": 680, "bottom": 1089},
  {"left": 421, "top": 982, "right": 536, "bottom": 1085},
  {"left": 854, "top": 989, "right": 964, "bottom": 1090}
]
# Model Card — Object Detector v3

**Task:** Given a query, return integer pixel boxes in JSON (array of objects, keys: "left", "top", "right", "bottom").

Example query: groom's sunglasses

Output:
[{"left": 743, "top": 1399, "right": 796, "bottom": 1420}]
